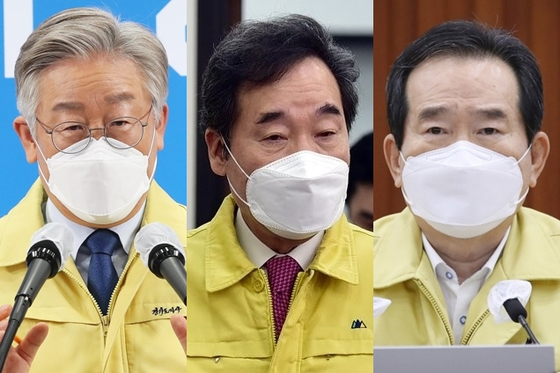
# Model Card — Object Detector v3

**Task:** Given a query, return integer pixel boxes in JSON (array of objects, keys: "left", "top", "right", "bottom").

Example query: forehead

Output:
[
  {"left": 405, "top": 55, "right": 520, "bottom": 114},
  {"left": 232, "top": 56, "right": 342, "bottom": 130},
  {"left": 37, "top": 55, "right": 147, "bottom": 108}
]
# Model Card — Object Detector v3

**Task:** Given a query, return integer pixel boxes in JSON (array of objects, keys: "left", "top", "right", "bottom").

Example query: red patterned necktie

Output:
[{"left": 265, "top": 255, "right": 302, "bottom": 341}]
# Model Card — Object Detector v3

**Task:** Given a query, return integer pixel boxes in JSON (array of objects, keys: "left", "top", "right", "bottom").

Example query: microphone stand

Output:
[
  {"left": 0, "top": 295, "right": 32, "bottom": 371},
  {"left": 517, "top": 314, "right": 540, "bottom": 345},
  {"left": 0, "top": 244, "right": 60, "bottom": 371}
]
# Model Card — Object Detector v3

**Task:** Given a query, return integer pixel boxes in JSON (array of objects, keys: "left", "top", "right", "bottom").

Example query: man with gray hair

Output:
[{"left": 0, "top": 7, "right": 186, "bottom": 372}]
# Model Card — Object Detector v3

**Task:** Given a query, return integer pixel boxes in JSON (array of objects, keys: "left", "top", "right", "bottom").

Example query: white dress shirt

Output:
[
  {"left": 45, "top": 199, "right": 145, "bottom": 285},
  {"left": 234, "top": 209, "right": 322, "bottom": 271},
  {"left": 423, "top": 227, "right": 510, "bottom": 344}
]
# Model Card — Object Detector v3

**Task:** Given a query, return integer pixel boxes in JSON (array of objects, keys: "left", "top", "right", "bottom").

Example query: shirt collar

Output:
[
  {"left": 423, "top": 227, "right": 511, "bottom": 281},
  {"left": 45, "top": 198, "right": 145, "bottom": 260},
  {"left": 234, "top": 209, "right": 322, "bottom": 270}
]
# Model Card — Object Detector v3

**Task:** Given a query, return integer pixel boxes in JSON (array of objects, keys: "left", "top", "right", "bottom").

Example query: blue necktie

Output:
[{"left": 85, "top": 229, "right": 120, "bottom": 315}]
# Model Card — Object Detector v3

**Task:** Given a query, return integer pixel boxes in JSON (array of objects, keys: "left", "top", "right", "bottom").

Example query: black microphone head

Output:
[
  {"left": 134, "top": 222, "right": 185, "bottom": 278},
  {"left": 26, "top": 223, "right": 74, "bottom": 278},
  {"left": 27, "top": 240, "right": 61, "bottom": 278},
  {"left": 148, "top": 244, "right": 185, "bottom": 278},
  {"left": 503, "top": 298, "right": 528, "bottom": 323}
]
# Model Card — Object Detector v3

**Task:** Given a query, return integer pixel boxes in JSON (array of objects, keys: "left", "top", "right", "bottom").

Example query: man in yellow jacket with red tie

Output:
[{"left": 187, "top": 14, "right": 373, "bottom": 372}]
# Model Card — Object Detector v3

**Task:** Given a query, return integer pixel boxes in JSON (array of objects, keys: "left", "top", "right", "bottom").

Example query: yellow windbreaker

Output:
[
  {"left": 374, "top": 207, "right": 560, "bottom": 371},
  {"left": 0, "top": 180, "right": 186, "bottom": 372},
  {"left": 187, "top": 195, "right": 373, "bottom": 372}
]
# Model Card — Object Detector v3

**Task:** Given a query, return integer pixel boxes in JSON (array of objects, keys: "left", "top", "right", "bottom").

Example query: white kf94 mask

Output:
[
  {"left": 37, "top": 136, "right": 156, "bottom": 225},
  {"left": 401, "top": 140, "right": 530, "bottom": 239},
  {"left": 223, "top": 141, "right": 349, "bottom": 240}
]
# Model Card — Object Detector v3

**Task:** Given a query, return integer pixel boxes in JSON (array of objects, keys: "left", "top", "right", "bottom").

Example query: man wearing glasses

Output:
[{"left": 0, "top": 7, "right": 186, "bottom": 373}]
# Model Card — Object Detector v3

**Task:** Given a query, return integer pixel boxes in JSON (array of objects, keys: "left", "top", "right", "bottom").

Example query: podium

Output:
[{"left": 374, "top": 345, "right": 555, "bottom": 373}]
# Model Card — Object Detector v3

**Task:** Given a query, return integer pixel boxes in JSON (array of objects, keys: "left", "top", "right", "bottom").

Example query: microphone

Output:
[
  {"left": 0, "top": 222, "right": 74, "bottom": 371},
  {"left": 502, "top": 298, "right": 540, "bottom": 344},
  {"left": 487, "top": 280, "right": 540, "bottom": 344},
  {"left": 134, "top": 223, "right": 186, "bottom": 305}
]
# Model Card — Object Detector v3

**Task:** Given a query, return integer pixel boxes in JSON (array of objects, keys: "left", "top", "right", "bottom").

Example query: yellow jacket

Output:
[
  {"left": 0, "top": 180, "right": 186, "bottom": 373},
  {"left": 374, "top": 207, "right": 560, "bottom": 371},
  {"left": 187, "top": 195, "right": 373, "bottom": 372}
]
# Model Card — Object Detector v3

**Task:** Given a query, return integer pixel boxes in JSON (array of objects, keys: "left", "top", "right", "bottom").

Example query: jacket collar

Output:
[
  {"left": 205, "top": 195, "right": 359, "bottom": 293},
  {"left": 374, "top": 207, "right": 560, "bottom": 289},
  {"left": 0, "top": 179, "right": 46, "bottom": 266}
]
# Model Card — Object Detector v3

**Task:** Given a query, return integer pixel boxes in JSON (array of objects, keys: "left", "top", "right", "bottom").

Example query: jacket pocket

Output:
[
  {"left": 122, "top": 301, "right": 186, "bottom": 373},
  {"left": 300, "top": 328, "right": 373, "bottom": 372}
]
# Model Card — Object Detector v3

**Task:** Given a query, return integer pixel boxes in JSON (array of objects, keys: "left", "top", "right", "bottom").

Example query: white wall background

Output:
[{"left": 242, "top": 0, "right": 373, "bottom": 36}]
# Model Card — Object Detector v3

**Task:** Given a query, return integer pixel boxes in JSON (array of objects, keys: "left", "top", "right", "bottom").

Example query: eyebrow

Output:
[
  {"left": 51, "top": 101, "right": 85, "bottom": 112},
  {"left": 50, "top": 93, "right": 136, "bottom": 113},
  {"left": 254, "top": 103, "right": 342, "bottom": 124},
  {"left": 104, "top": 92, "right": 136, "bottom": 105},
  {"left": 473, "top": 108, "right": 507, "bottom": 120},
  {"left": 418, "top": 106, "right": 449, "bottom": 121},
  {"left": 255, "top": 111, "right": 284, "bottom": 124},
  {"left": 316, "top": 103, "right": 342, "bottom": 116}
]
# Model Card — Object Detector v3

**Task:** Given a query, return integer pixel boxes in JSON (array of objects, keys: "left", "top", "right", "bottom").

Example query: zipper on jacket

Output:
[
  {"left": 414, "top": 279, "right": 455, "bottom": 344},
  {"left": 263, "top": 270, "right": 277, "bottom": 344},
  {"left": 287, "top": 272, "right": 304, "bottom": 310},
  {"left": 62, "top": 252, "right": 137, "bottom": 342},
  {"left": 106, "top": 253, "right": 137, "bottom": 316},
  {"left": 461, "top": 310, "right": 490, "bottom": 345},
  {"left": 63, "top": 269, "right": 106, "bottom": 335}
]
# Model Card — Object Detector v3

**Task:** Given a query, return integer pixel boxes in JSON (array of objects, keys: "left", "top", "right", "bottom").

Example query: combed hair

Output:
[
  {"left": 15, "top": 7, "right": 169, "bottom": 134},
  {"left": 386, "top": 20, "right": 543, "bottom": 149},
  {"left": 200, "top": 14, "right": 359, "bottom": 141}
]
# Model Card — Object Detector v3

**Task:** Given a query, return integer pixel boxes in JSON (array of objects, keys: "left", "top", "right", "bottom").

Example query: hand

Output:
[
  {"left": 170, "top": 314, "right": 186, "bottom": 354},
  {"left": 0, "top": 304, "right": 48, "bottom": 373}
]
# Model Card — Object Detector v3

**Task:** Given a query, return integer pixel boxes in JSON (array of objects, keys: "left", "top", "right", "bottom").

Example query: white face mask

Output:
[
  {"left": 401, "top": 140, "right": 530, "bottom": 239},
  {"left": 36, "top": 134, "right": 156, "bottom": 225},
  {"left": 223, "top": 141, "right": 349, "bottom": 240}
]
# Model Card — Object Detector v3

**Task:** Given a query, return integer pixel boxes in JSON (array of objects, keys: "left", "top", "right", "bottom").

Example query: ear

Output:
[
  {"left": 14, "top": 116, "right": 37, "bottom": 163},
  {"left": 528, "top": 131, "right": 550, "bottom": 187},
  {"left": 205, "top": 128, "right": 227, "bottom": 176},
  {"left": 383, "top": 133, "right": 404, "bottom": 188},
  {"left": 154, "top": 104, "right": 169, "bottom": 150}
]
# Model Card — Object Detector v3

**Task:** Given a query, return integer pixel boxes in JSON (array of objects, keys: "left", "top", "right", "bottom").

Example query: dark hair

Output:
[
  {"left": 347, "top": 132, "right": 373, "bottom": 202},
  {"left": 199, "top": 14, "right": 359, "bottom": 141},
  {"left": 386, "top": 20, "right": 543, "bottom": 149}
]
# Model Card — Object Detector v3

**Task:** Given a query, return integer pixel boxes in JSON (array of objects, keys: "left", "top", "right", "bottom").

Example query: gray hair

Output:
[{"left": 15, "top": 7, "right": 169, "bottom": 135}]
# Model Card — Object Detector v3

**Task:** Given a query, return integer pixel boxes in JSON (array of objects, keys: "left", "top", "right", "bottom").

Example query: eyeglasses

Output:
[{"left": 35, "top": 106, "right": 153, "bottom": 154}]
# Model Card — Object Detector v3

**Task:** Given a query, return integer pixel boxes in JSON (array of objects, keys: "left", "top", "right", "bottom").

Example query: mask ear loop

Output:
[
  {"left": 221, "top": 137, "right": 251, "bottom": 207},
  {"left": 516, "top": 144, "right": 532, "bottom": 165},
  {"left": 514, "top": 186, "right": 530, "bottom": 205},
  {"left": 398, "top": 152, "right": 418, "bottom": 208},
  {"left": 221, "top": 138, "right": 251, "bottom": 179},
  {"left": 145, "top": 112, "right": 158, "bottom": 182},
  {"left": 30, "top": 124, "right": 54, "bottom": 189},
  {"left": 513, "top": 144, "right": 533, "bottom": 204},
  {"left": 399, "top": 152, "right": 409, "bottom": 165}
]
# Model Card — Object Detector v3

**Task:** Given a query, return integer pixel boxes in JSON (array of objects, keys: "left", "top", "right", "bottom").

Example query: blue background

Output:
[{"left": 0, "top": 0, "right": 186, "bottom": 216}]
